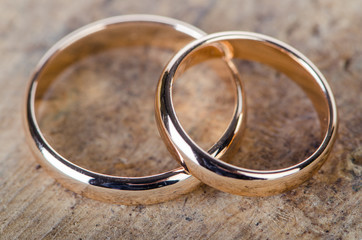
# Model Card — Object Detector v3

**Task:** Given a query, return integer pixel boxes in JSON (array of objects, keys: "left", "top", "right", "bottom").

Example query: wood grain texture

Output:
[{"left": 1, "top": 0, "right": 361, "bottom": 239}]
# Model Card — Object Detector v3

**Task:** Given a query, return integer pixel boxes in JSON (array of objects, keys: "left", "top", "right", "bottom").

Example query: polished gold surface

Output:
[
  {"left": 156, "top": 32, "right": 338, "bottom": 196},
  {"left": 24, "top": 16, "right": 246, "bottom": 204}
]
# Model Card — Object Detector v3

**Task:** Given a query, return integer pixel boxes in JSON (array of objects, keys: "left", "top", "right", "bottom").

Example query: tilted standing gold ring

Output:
[
  {"left": 156, "top": 31, "right": 338, "bottom": 196},
  {"left": 24, "top": 16, "right": 246, "bottom": 204}
]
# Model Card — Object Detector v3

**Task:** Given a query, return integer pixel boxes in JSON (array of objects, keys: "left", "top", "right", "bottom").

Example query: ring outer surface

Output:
[{"left": 24, "top": 16, "right": 246, "bottom": 204}]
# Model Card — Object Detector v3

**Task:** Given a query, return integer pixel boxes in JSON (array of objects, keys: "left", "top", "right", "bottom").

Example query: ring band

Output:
[
  {"left": 24, "top": 16, "right": 246, "bottom": 204},
  {"left": 156, "top": 31, "right": 338, "bottom": 196}
]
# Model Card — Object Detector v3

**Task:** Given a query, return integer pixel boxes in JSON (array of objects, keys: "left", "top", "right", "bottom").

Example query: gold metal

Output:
[
  {"left": 24, "top": 16, "right": 246, "bottom": 204},
  {"left": 156, "top": 32, "right": 338, "bottom": 196}
]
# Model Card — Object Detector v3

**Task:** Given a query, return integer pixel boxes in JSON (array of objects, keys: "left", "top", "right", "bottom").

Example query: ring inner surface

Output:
[
  {"left": 34, "top": 23, "right": 237, "bottom": 176},
  {"left": 174, "top": 38, "right": 330, "bottom": 170}
]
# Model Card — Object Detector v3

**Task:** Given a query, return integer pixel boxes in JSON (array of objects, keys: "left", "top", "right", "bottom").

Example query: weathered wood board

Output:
[{"left": 0, "top": 0, "right": 361, "bottom": 239}]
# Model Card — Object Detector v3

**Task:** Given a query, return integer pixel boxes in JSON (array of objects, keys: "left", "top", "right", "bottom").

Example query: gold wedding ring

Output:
[
  {"left": 24, "top": 16, "right": 246, "bottom": 204},
  {"left": 25, "top": 15, "right": 338, "bottom": 204},
  {"left": 156, "top": 32, "right": 338, "bottom": 196}
]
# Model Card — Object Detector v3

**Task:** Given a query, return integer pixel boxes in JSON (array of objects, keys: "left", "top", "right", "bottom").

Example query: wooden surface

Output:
[{"left": 1, "top": 0, "right": 361, "bottom": 239}]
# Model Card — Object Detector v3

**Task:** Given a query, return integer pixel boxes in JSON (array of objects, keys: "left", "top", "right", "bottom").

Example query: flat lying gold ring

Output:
[
  {"left": 24, "top": 16, "right": 246, "bottom": 204},
  {"left": 156, "top": 31, "right": 338, "bottom": 196}
]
